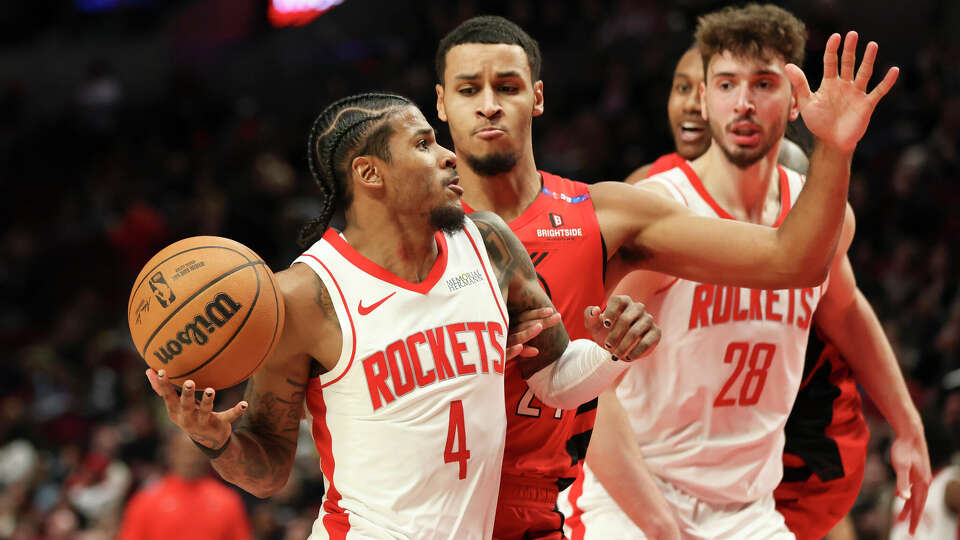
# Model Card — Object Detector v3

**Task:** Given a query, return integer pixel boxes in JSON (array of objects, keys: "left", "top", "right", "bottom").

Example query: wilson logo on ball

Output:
[{"left": 152, "top": 292, "right": 243, "bottom": 364}]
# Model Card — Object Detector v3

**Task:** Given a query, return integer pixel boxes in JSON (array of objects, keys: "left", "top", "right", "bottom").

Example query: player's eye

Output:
[
  {"left": 718, "top": 80, "right": 733, "bottom": 91},
  {"left": 417, "top": 139, "right": 428, "bottom": 150},
  {"left": 499, "top": 85, "right": 518, "bottom": 93},
  {"left": 676, "top": 83, "right": 690, "bottom": 93},
  {"left": 458, "top": 86, "right": 476, "bottom": 96}
]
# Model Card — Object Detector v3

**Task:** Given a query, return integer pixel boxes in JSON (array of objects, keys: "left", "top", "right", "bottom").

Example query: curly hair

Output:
[
  {"left": 299, "top": 92, "right": 413, "bottom": 248},
  {"left": 695, "top": 4, "right": 807, "bottom": 73}
]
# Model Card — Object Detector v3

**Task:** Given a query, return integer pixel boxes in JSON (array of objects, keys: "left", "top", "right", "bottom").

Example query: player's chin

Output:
[{"left": 428, "top": 203, "right": 466, "bottom": 233}]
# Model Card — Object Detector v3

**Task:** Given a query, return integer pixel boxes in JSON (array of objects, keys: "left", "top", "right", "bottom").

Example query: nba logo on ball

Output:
[
  {"left": 549, "top": 213, "right": 564, "bottom": 228},
  {"left": 149, "top": 271, "right": 176, "bottom": 308}
]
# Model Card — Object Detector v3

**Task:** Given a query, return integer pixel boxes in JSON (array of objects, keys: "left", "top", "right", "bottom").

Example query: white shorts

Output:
[{"left": 562, "top": 464, "right": 795, "bottom": 540}]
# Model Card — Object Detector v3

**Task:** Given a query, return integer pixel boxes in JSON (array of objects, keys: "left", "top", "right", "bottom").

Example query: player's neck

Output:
[
  {"left": 458, "top": 152, "right": 541, "bottom": 223},
  {"left": 694, "top": 142, "right": 782, "bottom": 224},
  {"left": 341, "top": 210, "right": 441, "bottom": 283}
]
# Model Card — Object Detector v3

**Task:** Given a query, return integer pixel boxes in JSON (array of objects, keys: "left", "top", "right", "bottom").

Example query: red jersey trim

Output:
[
  {"left": 647, "top": 152, "right": 686, "bottom": 177},
  {"left": 301, "top": 253, "right": 357, "bottom": 389},
  {"left": 321, "top": 228, "right": 449, "bottom": 295},
  {"left": 566, "top": 473, "right": 587, "bottom": 540},
  {"left": 677, "top": 160, "right": 792, "bottom": 226},
  {"left": 462, "top": 225, "right": 509, "bottom": 329},
  {"left": 312, "top": 388, "right": 351, "bottom": 539}
]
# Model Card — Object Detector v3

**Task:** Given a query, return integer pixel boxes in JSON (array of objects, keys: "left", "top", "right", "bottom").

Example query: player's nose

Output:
[
  {"left": 733, "top": 84, "right": 756, "bottom": 115},
  {"left": 439, "top": 147, "right": 457, "bottom": 169},
  {"left": 684, "top": 87, "right": 701, "bottom": 114},
  {"left": 476, "top": 86, "right": 503, "bottom": 119}
]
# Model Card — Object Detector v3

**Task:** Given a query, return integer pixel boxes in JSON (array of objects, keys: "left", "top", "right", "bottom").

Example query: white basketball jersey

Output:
[
  {"left": 295, "top": 219, "right": 508, "bottom": 540},
  {"left": 585, "top": 161, "right": 825, "bottom": 506},
  {"left": 890, "top": 465, "right": 960, "bottom": 540}
]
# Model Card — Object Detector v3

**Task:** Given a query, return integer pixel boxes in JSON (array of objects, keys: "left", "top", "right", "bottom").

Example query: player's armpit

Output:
[{"left": 469, "top": 211, "right": 570, "bottom": 378}]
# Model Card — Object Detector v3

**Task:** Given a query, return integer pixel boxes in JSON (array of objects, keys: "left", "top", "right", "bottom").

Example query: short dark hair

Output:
[
  {"left": 695, "top": 4, "right": 807, "bottom": 73},
  {"left": 300, "top": 92, "right": 413, "bottom": 247},
  {"left": 435, "top": 15, "right": 542, "bottom": 85}
]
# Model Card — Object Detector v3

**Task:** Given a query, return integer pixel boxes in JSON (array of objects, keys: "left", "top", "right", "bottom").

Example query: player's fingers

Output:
[
  {"left": 218, "top": 401, "right": 248, "bottom": 424},
  {"left": 583, "top": 306, "right": 605, "bottom": 335},
  {"left": 179, "top": 380, "right": 198, "bottom": 411},
  {"left": 783, "top": 64, "right": 813, "bottom": 106},
  {"left": 506, "top": 322, "right": 542, "bottom": 348},
  {"left": 198, "top": 387, "right": 216, "bottom": 414},
  {"left": 853, "top": 41, "right": 878, "bottom": 91},
  {"left": 148, "top": 369, "right": 181, "bottom": 412},
  {"left": 512, "top": 306, "right": 556, "bottom": 323},
  {"left": 894, "top": 465, "right": 912, "bottom": 500},
  {"left": 839, "top": 30, "right": 859, "bottom": 80},
  {"left": 613, "top": 312, "right": 654, "bottom": 359},
  {"left": 601, "top": 295, "right": 632, "bottom": 329},
  {"left": 628, "top": 323, "right": 661, "bottom": 361},
  {"left": 605, "top": 303, "right": 645, "bottom": 356},
  {"left": 822, "top": 33, "right": 842, "bottom": 79},
  {"left": 505, "top": 344, "right": 524, "bottom": 360},
  {"left": 909, "top": 481, "right": 929, "bottom": 534},
  {"left": 518, "top": 345, "right": 540, "bottom": 358},
  {"left": 868, "top": 66, "right": 900, "bottom": 103}
]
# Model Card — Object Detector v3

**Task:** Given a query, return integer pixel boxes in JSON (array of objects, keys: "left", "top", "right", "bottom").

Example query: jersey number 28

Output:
[{"left": 714, "top": 342, "right": 777, "bottom": 407}]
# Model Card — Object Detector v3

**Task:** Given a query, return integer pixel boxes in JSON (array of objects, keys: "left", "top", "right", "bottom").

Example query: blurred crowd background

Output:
[{"left": 1, "top": 0, "right": 958, "bottom": 538}]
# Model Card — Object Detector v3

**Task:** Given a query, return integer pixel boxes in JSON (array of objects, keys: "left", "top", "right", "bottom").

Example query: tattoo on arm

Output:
[
  {"left": 313, "top": 274, "right": 339, "bottom": 324},
  {"left": 470, "top": 211, "right": 570, "bottom": 378}
]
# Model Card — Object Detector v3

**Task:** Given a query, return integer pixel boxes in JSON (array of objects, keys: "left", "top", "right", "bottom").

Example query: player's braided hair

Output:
[{"left": 299, "top": 92, "right": 413, "bottom": 248}]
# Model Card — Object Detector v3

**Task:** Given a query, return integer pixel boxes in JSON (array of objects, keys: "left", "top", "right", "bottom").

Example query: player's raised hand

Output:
[
  {"left": 506, "top": 307, "right": 563, "bottom": 359},
  {"left": 891, "top": 432, "right": 932, "bottom": 534},
  {"left": 146, "top": 368, "right": 247, "bottom": 451},
  {"left": 785, "top": 31, "right": 899, "bottom": 152},
  {"left": 584, "top": 295, "right": 661, "bottom": 362}
]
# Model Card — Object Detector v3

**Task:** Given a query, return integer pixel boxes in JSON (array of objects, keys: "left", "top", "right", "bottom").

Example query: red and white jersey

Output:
[
  {"left": 890, "top": 466, "right": 960, "bottom": 540},
  {"left": 295, "top": 219, "right": 509, "bottom": 540},
  {"left": 582, "top": 160, "right": 825, "bottom": 506}
]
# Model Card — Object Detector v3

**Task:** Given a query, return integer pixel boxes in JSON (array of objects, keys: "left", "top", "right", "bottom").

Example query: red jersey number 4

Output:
[{"left": 444, "top": 400, "right": 471, "bottom": 479}]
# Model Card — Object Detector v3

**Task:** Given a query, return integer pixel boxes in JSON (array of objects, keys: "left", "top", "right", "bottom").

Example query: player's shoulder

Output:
[{"left": 539, "top": 170, "right": 591, "bottom": 195}]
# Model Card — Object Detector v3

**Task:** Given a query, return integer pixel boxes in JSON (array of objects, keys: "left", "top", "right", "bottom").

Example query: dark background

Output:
[{"left": 1, "top": 0, "right": 958, "bottom": 538}]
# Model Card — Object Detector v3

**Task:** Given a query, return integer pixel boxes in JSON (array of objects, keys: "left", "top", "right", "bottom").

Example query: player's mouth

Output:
[
  {"left": 677, "top": 121, "right": 707, "bottom": 143},
  {"left": 474, "top": 126, "right": 505, "bottom": 140},
  {"left": 446, "top": 176, "right": 463, "bottom": 196},
  {"left": 729, "top": 121, "right": 761, "bottom": 146}
]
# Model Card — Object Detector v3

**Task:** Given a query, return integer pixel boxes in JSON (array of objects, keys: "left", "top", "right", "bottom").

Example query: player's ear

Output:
[
  {"left": 352, "top": 156, "right": 383, "bottom": 190},
  {"left": 436, "top": 84, "right": 448, "bottom": 123},
  {"left": 532, "top": 80, "right": 544, "bottom": 117},
  {"left": 788, "top": 86, "right": 800, "bottom": 122},
  {"left": 699, "top": 81, "right": 708, "bottom": 121}
]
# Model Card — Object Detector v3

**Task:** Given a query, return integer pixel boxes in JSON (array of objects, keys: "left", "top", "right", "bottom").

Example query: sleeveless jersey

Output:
[
  {"left": 646, "top": 152, "right": 686, "bottom": 177},
  {"left": 465, "top": 171, "right": 607, "bottom": 491},
  {"left": 890, "top": 465, "right": 960, "bottom": 540},
  {"left": 296, "top": 220, "right": 508, "bottom": 540},
  {"left": 580, "top": 160, "right": 825, "bottom": 506}
]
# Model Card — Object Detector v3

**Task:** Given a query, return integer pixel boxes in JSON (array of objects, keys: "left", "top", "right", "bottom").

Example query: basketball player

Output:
[
  {"left": 565, "top": 5, "right": 930, "bottom": 539},
  {"left": 616, "top": 43, "right": 928, "bottom": 540},
  {"left": 146, "top": 93, "right": 664, "bottom": 540},
  {"left": 434, "top": 13, "right": 897, "bottom": 539}
]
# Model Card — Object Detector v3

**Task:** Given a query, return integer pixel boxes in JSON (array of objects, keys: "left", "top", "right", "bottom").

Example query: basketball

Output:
[{"left": 127, "top": 236, "right": 285, "bottom": 390}]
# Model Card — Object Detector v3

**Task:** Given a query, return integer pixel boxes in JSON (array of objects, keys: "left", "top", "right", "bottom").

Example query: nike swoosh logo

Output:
[{"left": 358, "top": 292, "right": 396, "bottom": 315}]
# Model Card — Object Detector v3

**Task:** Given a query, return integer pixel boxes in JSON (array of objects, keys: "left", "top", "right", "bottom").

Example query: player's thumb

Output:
[
  {"left": 583, "top": 306, "right": 603, "bottom": 333},
  {"left": 220, "top": 401, "right": 249, "bottom": 424},
  {"left": 784, "top": 63, "right": 813, "bottom": 107}
]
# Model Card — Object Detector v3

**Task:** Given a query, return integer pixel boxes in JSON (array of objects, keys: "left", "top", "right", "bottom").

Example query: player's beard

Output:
[
  {"left": 464, "top": 150, "right": 518, "bottom": 177},
  {"left": 709, "top": 116, "right": 783, "bottom": 169},
  {"left": 429, "top": 204, "right": 466, "bottom": 233}
]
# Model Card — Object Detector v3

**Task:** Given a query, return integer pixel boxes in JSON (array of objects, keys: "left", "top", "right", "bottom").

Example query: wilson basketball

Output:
[{"left": 127, "top": 236, "right": 285, "bottom": 390}]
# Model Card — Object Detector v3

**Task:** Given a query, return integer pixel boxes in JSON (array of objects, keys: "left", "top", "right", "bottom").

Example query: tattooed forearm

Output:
[
  {"left": 472, "top": 212, "right": 531, "bottom": 290},
  {"left": 209, "top": 376, "right": 306, "bottom": 498}
]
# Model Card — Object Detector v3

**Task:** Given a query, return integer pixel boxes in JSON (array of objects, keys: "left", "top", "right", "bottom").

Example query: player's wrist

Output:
[{"left": 191, "top": 433, "right": 232, "bottom": 458}]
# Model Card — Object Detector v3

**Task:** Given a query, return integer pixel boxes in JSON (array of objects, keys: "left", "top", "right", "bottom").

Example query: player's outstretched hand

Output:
[
  {"left": 506, "top": 307, "right": 563, "bottom": 359},
  {"left": 584, "top": 295, "right": 661, "bottom": 362},
  {"left": 785, "top": 31, "right": 899, "bottom": 152},
  {"left": 146, "top": 368, "right": 247, "bottom": 451},
  {"left": 891, "top": 431, "right": 932, "bottom": 535}
]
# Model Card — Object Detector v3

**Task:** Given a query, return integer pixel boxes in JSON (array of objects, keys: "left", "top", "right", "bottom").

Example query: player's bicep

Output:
[{"left": 470, "top": 212, "right": 570, "bottom": 378}]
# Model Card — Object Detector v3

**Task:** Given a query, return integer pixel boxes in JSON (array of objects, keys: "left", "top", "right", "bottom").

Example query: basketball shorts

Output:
[
  {"left": 774, "top": 445, "right": 867, "bottom": 540},
  {"left": 565, "top": 464, "right": 795, "bottom": 540},
  {"left": 494, "top": 476, "right": 565, "bottom": 540}
]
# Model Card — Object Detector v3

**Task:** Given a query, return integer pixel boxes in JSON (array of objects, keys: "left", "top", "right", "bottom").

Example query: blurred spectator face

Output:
[
  {"left": 668, "top": 49, "right": 709, "bottom": 160},
  {"left": 700, "top": 49, "right": 798, "bottom": 168},
  {"left": 167, "top": 431, "right": 210, "bottom": 480},
  {"left": 436, "top": 43, "right": 544, "bottom": 177}
]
